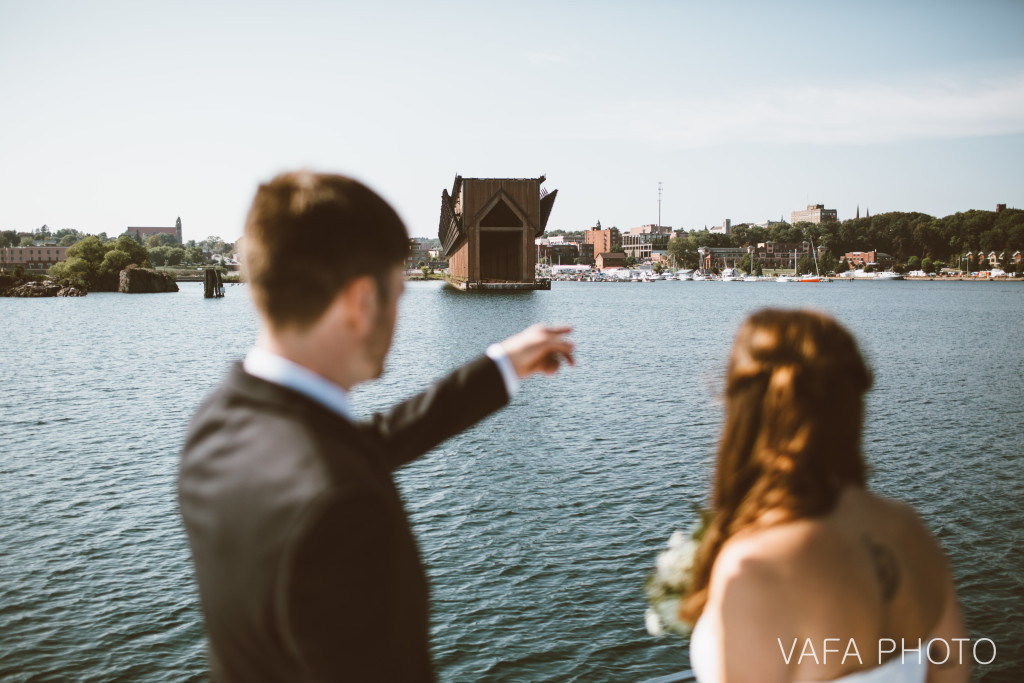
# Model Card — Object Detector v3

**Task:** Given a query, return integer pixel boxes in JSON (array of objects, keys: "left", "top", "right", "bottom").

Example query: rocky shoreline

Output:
[
  {"left": 0, "top": 275, "right": 86, "bottom": 297},
  {"left": 1, "top": 266, "right": 179, "bottom": 297}
]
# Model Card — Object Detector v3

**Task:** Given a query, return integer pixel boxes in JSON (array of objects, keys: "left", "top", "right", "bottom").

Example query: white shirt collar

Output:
[{"left": 243, "top": 347, "right": 353, "bottom": 420}]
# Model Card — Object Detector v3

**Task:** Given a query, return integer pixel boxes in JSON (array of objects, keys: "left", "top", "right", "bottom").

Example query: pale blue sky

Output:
[{"left": 2, "top": 0, "right": 1022, "bottom": 241}]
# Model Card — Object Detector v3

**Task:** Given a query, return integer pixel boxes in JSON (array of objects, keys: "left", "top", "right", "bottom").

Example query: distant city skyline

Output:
[{"left": 2, "top": 1, "right": 1022, "bottom": 242}]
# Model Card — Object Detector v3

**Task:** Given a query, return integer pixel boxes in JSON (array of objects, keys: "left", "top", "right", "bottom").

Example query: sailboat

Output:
[{"left": 797, "top": 238, "right": 824, "bottom": 282}]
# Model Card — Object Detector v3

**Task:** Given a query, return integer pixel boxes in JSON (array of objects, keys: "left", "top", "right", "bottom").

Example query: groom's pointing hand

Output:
[{"left": 499, "top": 325, "right": 575, "bottom": 378}]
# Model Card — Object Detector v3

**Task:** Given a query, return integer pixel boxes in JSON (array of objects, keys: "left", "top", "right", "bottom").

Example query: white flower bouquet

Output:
[{"left": 644, "top": 510, "right": 711, "bottom": 637}]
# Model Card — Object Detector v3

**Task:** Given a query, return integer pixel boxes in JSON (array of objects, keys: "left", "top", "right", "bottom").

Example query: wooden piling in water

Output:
[{"left": 203, "top": 269, "right": 225, "bottom": 298}]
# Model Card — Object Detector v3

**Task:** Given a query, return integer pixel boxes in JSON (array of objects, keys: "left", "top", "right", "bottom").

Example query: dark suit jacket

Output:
[{"left": 178, "top": 356, "right": 508, "bottom": 682}]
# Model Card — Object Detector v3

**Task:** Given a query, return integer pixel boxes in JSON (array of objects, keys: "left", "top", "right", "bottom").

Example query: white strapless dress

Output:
[{"left": 689, "top": 617, "right": 927, "bottom": 683}]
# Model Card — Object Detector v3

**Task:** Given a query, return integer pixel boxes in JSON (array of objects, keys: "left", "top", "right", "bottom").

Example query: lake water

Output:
[{"left": 1, "top": 280, "right": 1021, "bottom": 682}]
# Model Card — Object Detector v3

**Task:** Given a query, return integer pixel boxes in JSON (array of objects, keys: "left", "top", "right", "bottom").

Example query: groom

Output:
[{"left": 178, "top": 171, "right": 574, "bottom": 682}]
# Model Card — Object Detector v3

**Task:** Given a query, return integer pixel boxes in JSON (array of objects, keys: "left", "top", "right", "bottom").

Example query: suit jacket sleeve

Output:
[{"left": 357, "top": 354, "right": 509, "bottom": 471}]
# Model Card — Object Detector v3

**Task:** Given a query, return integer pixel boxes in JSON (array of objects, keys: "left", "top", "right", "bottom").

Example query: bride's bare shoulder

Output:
[
  {"left": 706, "top": 519, "right": 823, "bottom": 608},
  {"left": 848, "top": 489, "right": 945, "bottom": 555},
  {"left": 715, "top": 515, "right": 830, "bottom": 570},
  {"left": 711, "top": 488, "right": 944, "bottom": 585}
]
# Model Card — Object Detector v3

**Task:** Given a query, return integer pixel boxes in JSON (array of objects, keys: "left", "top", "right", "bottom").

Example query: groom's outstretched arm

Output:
[{"left": 360, "top": 325, "right": 574, "bottom": 471}]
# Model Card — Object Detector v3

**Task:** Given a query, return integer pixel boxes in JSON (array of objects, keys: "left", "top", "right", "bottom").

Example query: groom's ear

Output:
[{"left": 331, "top": 275, "right": 378, "bottom": 340}]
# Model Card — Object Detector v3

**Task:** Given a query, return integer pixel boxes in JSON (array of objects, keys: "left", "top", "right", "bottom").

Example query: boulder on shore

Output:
[{"left": 119, "top": 267, "right": 179, "bottom": 294}]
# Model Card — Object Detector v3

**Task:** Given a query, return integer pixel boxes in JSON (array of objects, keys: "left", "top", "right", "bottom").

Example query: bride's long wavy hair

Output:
[{"left": 680, "top": 309, "right": 873, "bottom": 624}]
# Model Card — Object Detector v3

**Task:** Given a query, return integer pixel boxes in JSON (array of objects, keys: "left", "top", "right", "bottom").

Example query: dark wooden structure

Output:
[
  {"left": 439, "top": 175, "right": 556, "bottom": 290},
  {"left": 204, "top": 269, "right": 224, "bottom": 298}
]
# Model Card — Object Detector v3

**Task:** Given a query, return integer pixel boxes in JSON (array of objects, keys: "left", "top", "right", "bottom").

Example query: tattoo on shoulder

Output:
[{"left": 862, "top": 534, "right": 900, "bottom": 602}]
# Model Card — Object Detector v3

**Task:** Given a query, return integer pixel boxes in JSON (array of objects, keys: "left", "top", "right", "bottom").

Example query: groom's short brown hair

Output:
[{"left": 243, "top": 171, "right": 409, "bottom": 328}]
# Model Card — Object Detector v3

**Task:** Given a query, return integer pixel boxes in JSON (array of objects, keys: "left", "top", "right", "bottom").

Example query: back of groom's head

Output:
[{"left": 243, "top": 171, "right": 409, "bottom": 329}]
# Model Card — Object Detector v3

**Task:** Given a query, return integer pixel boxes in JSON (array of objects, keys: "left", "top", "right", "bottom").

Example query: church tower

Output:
[{"left": 175, "top": 217, "right": 183, "bottom": 244}]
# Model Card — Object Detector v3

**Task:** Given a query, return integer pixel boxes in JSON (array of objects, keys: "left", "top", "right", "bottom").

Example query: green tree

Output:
[
  {"left": 19, "top": 235, "right": 35, "bottom": 246},
  {"left": 168, "top": 247, "right": 185, "bottom": 266},
  {"left": 149, "top": 246, "right": 169, "bottom": 267},
  {"left": 50, "top": 255, "right": 99, "bottom": 288},
  {"left": 1, "top": 230, "right": 17, "bottom": 248},
  {"left": 666, "top": 236, "right": 698, "bottom": 269},
  {"left": 420, "top": 265, "right": 429, "bottom": 279},
  {"left": 147, "top": 233, "right": 179, "bottom": 248},
  {"left": 820, "top": 252, "right": 839, "bottom": 274},
  {"left": 738, "top": 254, "right": 752, "bottom": 274},
  {"left": 625, "top": 256, "right": 638, "bottom": 267},
  {"left": 186, "top": 247, "right": 205, "bottom": 265},
  {"left": 921, "top": 257, "right": 934, "bottom": 274},
  {"left": 798, "top": 254, "right": 816, "bottom": 274},
  {"left": 115, "top": 234, "right": 149, "bottom": 266},
  {"left": 54, "top": 227, "right": 83, "bottom": 242},
  {"left": 97, "top": 250, "right": 140, "bottom": 289},
  {"left": 200, "top": 235, "right": 230, "bottom": 255},
  {"left": 67, "top": 236, "right": 112, "bottom": 266},
  {"left": 58, "top": 235, "right": 147, "bottom": 291},
  {"left": 59, "top": 234, "right": 80, "bottom": 246},
  {"left": 907, "top": 255, "right": 921, "bottom": 271}
]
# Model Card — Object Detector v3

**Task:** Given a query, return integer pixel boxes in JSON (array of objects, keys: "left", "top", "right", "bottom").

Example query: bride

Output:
[{"left": 681, "top": 309, "right": 968, "bottom": 683}]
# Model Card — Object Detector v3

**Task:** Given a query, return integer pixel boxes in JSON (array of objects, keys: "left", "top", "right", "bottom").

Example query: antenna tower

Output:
[{"left": 658, "top": 181, "right": 663, "bottom": 228}]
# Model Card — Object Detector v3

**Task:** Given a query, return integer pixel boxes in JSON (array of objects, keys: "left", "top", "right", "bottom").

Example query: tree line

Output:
[
  {"left": 1, "top": 226, "right": 236, "bottom": 291},
  {"left": 550, "top": 208, "right": 1024, "bottom": 272}
]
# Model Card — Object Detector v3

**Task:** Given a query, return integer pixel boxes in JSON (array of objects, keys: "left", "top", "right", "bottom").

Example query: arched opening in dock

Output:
[
  {"left": 479, "top": 199, "right": 525, "bottom": 282},
  {"left": 480, "top": 230, "right": 523, "bottom": 281}
]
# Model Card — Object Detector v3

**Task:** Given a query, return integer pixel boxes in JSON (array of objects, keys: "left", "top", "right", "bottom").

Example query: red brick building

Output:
[
  {"left": 127, "top": 217, "right": 182, "bottom": 244},
  {"left": 596, "top": 252, "right": 628, "bottom": 270},
  {"left": 536, "top": 241, "right": 580, "bottom": 265},
  {"left": 0, "top": 245, "right": 69, "bottom": 272},
  {"left": 406, "top": 238, "right": 432, "bottom": 269},
  {"left": 584, "top": 226, "right": 621, "bottom": 257},
  {"left": 843, "top": 250, "right": 876, "bottom": 267},
  {"left": 751, "top": 241, "right": 821, "bottom": 269}
]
